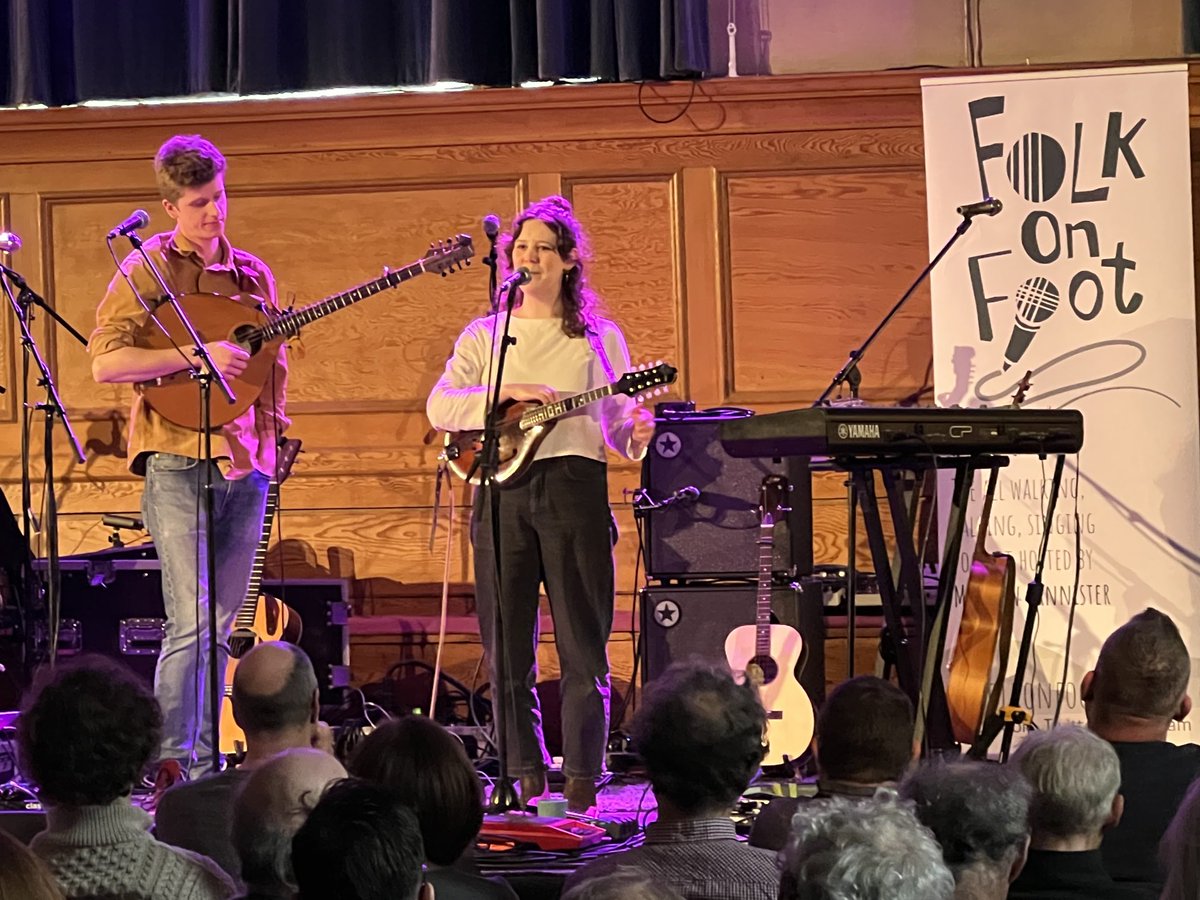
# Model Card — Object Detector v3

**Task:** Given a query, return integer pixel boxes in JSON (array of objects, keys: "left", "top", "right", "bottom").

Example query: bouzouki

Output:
[
  {"left": 442, "top": 362, "right": 677, "bottom": 485},
  {"left": 140, "top": 236, "right": 474, "bottom": 430},
  {"left": 218, "top": 437, "right": 304, "bottom": 757},
  {"left": 945, "top": 374, "right": 1030, "bottom": 745},
  {"left": 724, "top": 475, "right": 815, "bottom": 766}
]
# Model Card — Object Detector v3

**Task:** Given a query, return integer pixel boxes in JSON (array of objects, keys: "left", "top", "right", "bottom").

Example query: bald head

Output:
[
  {"left": 232, "top": 642, "right": 318, "bottom": 738},
  {"left": 233, "top": 747, "right": 347, "bottom": 893}
]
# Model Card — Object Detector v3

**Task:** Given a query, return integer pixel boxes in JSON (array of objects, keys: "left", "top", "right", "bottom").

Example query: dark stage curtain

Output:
[{"left": 4, "top": 0, "right": 768, "bottom": 108}]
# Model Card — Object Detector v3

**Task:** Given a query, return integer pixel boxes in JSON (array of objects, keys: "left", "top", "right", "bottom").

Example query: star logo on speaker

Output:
[
  {"left": 653, "top": 599, "right": 680, "bottom": 628},
  {"left": 654, "top": 431, "right": 681, "bottom": 459}
]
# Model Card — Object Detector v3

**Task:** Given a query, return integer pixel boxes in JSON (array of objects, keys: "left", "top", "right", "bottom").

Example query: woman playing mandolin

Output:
[{"left": 426, "top": 196, "right": 654, "bottom": 812}]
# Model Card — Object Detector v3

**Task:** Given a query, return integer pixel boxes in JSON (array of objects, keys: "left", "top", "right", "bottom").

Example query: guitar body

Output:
[
  {"left": 443, "top": 400, "right": 549, "bottom": 486},
  {"left": 725, "top": 623, "right": 815, "bottom": 766},
  {"left": 946, "top": 549, "right": 1017, "bottom": 744},
  {"left": 139, "top": 293, "right": 283, "bottom": 430},
  {"left": 218, "top": 594, "right": 303, "bottom": 756}
]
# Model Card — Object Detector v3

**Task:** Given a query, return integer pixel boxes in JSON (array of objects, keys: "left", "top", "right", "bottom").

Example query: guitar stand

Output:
[
  {"left": 842, "top": 452, "right": 1010, "bottom": 753},
  {"left": 969, "top": 453, "right": 1067, "bottom": 762}
]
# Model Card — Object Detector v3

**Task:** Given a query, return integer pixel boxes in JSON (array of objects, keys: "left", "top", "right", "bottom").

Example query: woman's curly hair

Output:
[{"left": 500, "top": 195, "right": 601, "bottom": 338}]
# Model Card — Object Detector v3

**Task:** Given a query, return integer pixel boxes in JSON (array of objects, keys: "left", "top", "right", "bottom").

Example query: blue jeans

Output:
[{"left": 141, "top": 452, "right": 268, "bottom": 773}]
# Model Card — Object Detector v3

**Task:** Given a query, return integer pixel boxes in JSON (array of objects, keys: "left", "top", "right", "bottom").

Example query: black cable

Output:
[
  {"left": 1053, "top": 453, "right": 1082, "bottom": 726},
  {"left": 636, "top": 79, "right": 698, "bottom": 125}
]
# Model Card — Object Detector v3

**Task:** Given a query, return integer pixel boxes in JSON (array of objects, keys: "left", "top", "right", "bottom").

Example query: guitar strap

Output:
[{"left": 585, "top": 326, "right": 618, "bottom": 383}]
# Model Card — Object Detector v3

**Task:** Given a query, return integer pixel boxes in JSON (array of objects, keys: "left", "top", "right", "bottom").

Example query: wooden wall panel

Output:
[
  {"left": 724, "top": 169, "right": 932, "bottom": 405},
  {"left": 1, "top": 66, "right": 1155, "bottom": 707}
]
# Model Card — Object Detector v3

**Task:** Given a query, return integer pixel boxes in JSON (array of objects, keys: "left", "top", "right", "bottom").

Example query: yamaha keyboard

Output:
[{"left": 718, "top": 406, "right": 1083, "bottom": 458}]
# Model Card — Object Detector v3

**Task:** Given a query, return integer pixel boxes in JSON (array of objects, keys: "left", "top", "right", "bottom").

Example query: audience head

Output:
[
  {"left": 232, "top": 747, "right": 347, "bottom": 895},
  {"left": 900, "top": 760, "right": 1031, "bottom": 899},
  {"left": 630, "top": 661, "right": 766, "bottom": 816},
  {"left": 816, "top": 675, "right": 915, "bottom": 784},
  {"left": 349, "top": 715, "right": 482, "bottom": 866},
  {"left": 232, "top": 642, "right": 319, "bottom": 748},
  {"left": 292, "top": 778, "right": 427, "bottom": 900},
  {"left": 779, "top": 792, "right": 956, "bottom": 900},
  {"left": 1010, "top": 724, "right": 1122, "bottom": 848},
  {"left": 0, "top": 829, "right": 64, "bottom": 900},
  {"left": 1082, "top": 608, "right": 1191, "bottom": 737},
  {"left": 562, "top": 867, "right": 686, "bottom": 900},
  {"left": 1160, "top": 777, "right": 1200, "bottom": 900},
  {"left": 17, "top": 655, "right": 161, "bottom": 805}
]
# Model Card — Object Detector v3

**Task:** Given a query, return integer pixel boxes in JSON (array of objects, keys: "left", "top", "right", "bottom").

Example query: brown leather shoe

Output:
[
  {"left": 519, "top": 772, "right": 547, "bottom": 806},
  {"left": 563, "top": 776, "right": 597, "bottom": 813}
]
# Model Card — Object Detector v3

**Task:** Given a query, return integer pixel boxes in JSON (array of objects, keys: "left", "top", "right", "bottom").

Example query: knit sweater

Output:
[{"left": 31, "top": 798, "right": 235, "bottom": 900}]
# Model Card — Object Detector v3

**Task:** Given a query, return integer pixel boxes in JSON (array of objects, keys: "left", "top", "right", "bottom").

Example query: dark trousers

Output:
[{"left": 472, "top": 455, "right": 615, "bottom": 779}]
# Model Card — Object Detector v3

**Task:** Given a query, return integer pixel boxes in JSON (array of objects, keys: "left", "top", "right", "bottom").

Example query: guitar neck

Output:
[
  {"left": 519, "top": 384, "right": 617, "bottom": 427},
  {"left": 234, "top": 484, "right": 280, "bottom": 627},
  {"left": 755, "top": 515, "right": 775, "bottom": 657},
  {"left": 975, "top": 468, "right": 1001, "bottom": 555},
  {"left": 251, "top": 260, "right": 427, "bottom": 343}
]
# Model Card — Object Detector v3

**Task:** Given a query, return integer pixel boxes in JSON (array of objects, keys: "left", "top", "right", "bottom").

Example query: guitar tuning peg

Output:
[
  {"left": 656, "top": 359, "right": 663, "bottom": 366},
  {"left": 382, "top": 265, "right": 390, "bottom": 276}
]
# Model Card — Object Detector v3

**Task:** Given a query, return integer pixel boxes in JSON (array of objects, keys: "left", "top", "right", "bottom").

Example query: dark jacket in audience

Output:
[
  {"left": 1101, "top": 741, "right": 1200, "bottom": 885},
  {"left": 156, "top": 767, "right": 253, "bottom": 882},
  {"left": 1009, "top": 849, "right": 1157, "bottom": 899}
]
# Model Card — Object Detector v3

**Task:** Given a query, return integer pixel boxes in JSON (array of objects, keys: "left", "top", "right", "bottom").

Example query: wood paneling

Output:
[{"left": 2, "top": 66, "right": 1162, "bottom": 707}]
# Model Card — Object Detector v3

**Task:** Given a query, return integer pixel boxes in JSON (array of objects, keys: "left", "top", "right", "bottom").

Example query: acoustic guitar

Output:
[
  {"left": 140, "top": 236, "right": 474, "bottom": 430},
  {"left": 945, "top": 374, "right": 1030, "bottom": 745},
  {"left": 724, "top": 475, "right": 815, "bottom": 766},
  {"left": 442, "top": 362, "right": 677, "bottom": 485},
  {"left": 218, "top": 437, "right": 304, "bottom": 757}
]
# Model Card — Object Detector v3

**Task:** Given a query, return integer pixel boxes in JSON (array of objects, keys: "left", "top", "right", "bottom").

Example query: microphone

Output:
[
  {"left": 498, "top": 267, "right": 532, "bottom": 291},
  {"left": 482, "top": 215, "right": 501, "bottom": 241},
  {"left": 1003, "top": 277, "right": 1060, "bottom": 370},
  {"left": 107, "top": 209, "right": 150, "bottom": 239},
  {"left": 956, "top": 197, "right": 1003, "bottom": 218},
  {"left": 0, "top": 231, "right": 21, "bottom": 253},
  {"left": 672, "top": 485, "right": 700, "bottom": 504}
]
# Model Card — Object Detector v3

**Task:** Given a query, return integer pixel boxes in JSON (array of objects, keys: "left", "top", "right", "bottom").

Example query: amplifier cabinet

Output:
[{"left": 641, "top": 416, "right": 813, "bottom": 579}]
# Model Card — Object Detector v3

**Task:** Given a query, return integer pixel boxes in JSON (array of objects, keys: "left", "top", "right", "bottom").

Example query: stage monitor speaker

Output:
[
  {"left": 45, "top": 548, "right": 350, "bottom": 704},
  {"left": 641, "top": 582, "right": 825, "bottom": 704},
  {"left": 641, "top": 413, "right": 813, "bottom": 579}
]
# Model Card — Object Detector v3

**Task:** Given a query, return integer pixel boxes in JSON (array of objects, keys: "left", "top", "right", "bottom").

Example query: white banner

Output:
[{"left": 921, "top": 65, "right": 1199, "bottom": 742}]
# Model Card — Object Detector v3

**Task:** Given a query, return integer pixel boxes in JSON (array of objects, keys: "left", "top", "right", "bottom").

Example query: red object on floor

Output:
[{"left": 479, "top": 813, "right": 607, "bottom": 851}]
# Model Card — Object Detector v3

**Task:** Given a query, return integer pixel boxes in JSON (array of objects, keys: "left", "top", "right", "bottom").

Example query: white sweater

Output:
[{"left": 427, "top": 314, "right": 644, "bottom": 463}]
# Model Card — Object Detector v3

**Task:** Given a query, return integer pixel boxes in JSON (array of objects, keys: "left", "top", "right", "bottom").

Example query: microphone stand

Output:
[
  {"left": 482, "top": 275, "right": 522, "bottom": 814},
  {"left": 123, "top": 232, "right": 236, "bottom": 775},
  {"left": 0, "top": 263, "right": 86, "bottom": 671}
]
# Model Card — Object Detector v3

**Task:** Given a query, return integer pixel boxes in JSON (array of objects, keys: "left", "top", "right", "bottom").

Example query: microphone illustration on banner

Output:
[
  {"left": 956, "top": 197, "right": 1003, "bottom": 218},
  {"left": 0, "top": 231, "right": 21, "bottom": 253},
  {"left": 498, "top": 267, "right": 532, "bottom": 291},
  {"left": 1003, "top": 277, "right": 1060, "bottom": 371},
  {"left": 107, "top": 209, "right": 150, "bottom": 240}
]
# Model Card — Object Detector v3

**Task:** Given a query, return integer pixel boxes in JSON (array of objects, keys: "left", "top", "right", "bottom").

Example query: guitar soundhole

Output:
[
  {"left": 233, "top": 323, "right": 261, "bottom": 355},
  {"left": 228, "top": 628, "right": 258, "bottom": 659},
  {"left": 750, "top": 655, "right": 779, "bottom": 685}
]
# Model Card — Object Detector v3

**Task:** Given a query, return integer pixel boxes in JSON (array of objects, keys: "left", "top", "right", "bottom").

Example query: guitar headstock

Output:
[
  {"left": 1010, "top": 370, "right": 1033, "bottom": 408},
  {"left": 276, "top": 437, "right": 303, "bottom": 485},
  {"left": 615, "top": 361, "right": 678, "bottom": 402},
  {"left": 423, "top": 234, "right": 475, "bottom": 278},
  {"left": 759, "top": 474, "right": 790, "bottom": 526}
]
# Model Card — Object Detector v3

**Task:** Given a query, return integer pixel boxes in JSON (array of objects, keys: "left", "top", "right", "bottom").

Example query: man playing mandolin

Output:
[
  {"left": 427, "top": 196, "right": 654, "bottom": 812},
  {"left": 89, "top": 134, "right": 289, "bottom": 779}
]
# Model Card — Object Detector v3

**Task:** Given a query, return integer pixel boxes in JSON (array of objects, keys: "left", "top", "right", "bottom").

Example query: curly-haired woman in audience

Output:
[
  {"left": 349, "top": 715, "right": 518, "bottom": 900},
  {"left": 16, "top": 655, "right": 234, "bottom": 899}
]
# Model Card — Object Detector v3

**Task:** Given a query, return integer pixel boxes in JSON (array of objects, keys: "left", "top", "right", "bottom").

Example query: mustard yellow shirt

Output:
[{"left": 88, "top": 230, "right": 290, "bottom": 478}]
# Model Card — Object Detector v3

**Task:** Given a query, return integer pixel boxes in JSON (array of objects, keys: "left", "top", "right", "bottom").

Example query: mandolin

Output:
[
  {"left": 139, "top": 236, "right": 474, "bottom": 430},
  {"left": 218, "top": 437, "right": 303, "bottom": 757},
  {"left": 945, "top": 374, "right": 1030, "bottom": 745},
  {"left": 724, "top": 475, "right": 815, "bottom": 766},
  {"left": 441, "top": 362, "right": 677, "bottom": 485}
]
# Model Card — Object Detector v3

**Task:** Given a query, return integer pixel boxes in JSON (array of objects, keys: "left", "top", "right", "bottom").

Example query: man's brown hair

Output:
[
  {"left": 1093, "top": 608, "right": 1190, "bottom": 720},
  {"left": 154, "top": 134, "right": 226, "bottom": 203}
]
